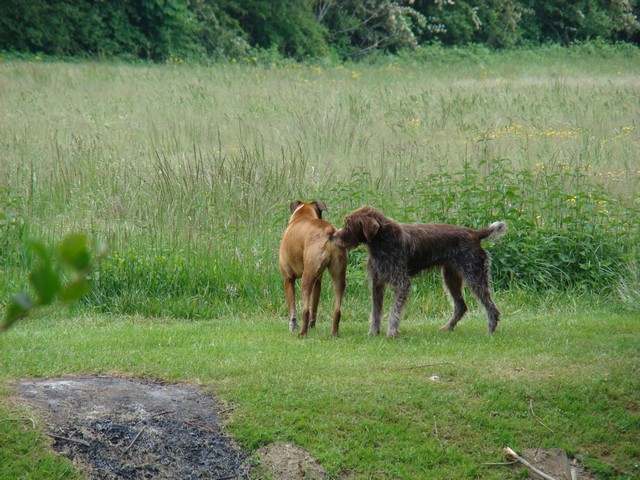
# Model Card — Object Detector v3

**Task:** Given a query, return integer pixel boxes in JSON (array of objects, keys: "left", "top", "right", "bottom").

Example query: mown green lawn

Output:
[{"left": 2, "top": 303, "right": 638, "bottom": 479}]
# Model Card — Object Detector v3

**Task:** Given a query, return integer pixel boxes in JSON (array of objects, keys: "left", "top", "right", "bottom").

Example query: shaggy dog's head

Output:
[{"left": 334, "top": 206, "right": 388, "bottom": 249}]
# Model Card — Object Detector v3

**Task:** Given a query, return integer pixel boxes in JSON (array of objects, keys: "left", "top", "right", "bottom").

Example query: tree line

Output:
[{"left": 0, "top": 0, "right": 638, "bottom": 62}]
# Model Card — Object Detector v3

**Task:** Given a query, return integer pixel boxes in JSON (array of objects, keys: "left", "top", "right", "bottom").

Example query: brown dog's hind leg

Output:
[
  {"left": 440, "top": 265, "right": 468, "bottom": 331},
  {"left": 283, "top": 276, "right": 298, "bottom": 332},
  {"left": 298, "top": 274, "right": 318, "bottom": 338},
  {"left": 328, "top": 256, "right": 347, "bottom": 337},
  {"left": 309, "top": 277, "right": 322, "bottom": 329}
]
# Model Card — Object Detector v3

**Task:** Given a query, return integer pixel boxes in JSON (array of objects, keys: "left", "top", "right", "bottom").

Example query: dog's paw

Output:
[
  {"left": 289, "top": 320, "right": 299, "bottom": 332},
  {"left": 368, "top": 328, "right": 380, "bottom": 336},
  {"left": 386, "top": 328, "right": 400, "bottom": 338},
  {"left": 440, "top": 324, "right": 455, "bottom": 332}
]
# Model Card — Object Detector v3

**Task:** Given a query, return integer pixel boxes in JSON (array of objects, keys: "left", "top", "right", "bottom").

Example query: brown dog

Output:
[
  {"left": 278, "top": 201, "right": 347, "bottom": 337},
  {"left": 334, "top": 206, "right": 507, "bottom": 336}
]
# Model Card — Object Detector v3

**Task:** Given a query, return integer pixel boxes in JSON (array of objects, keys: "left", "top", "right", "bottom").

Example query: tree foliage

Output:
[{"left": 0, "top": 0, "right": 637, "bottom": 61}]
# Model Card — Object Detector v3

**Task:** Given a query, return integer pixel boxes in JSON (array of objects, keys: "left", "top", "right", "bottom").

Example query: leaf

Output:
[
  {"left": 57, "top": 233, "right": 91, "bottom": 271},
  {"left": 29, "top": 263, "right": 61, "bottom": 305},
  {"left": 1, "top": 293, "right": 32, "bottom": 331},
  {"left": 59, "top": 279, "right": 91, "bottom": 303},
  {"left": 29, "top": 240, "right": 51, "bottom": 263}
]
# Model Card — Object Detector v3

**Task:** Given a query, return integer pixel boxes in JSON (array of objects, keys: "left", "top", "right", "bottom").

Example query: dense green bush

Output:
[
  {"left": 0, "top": 0, "right": 249, "bottom": 60},
  {"left": 413, "top": 0, "right": 640, "bottom": 48},
  {"left": 0, "top": 0, "right": 637, "bottom": 61}
]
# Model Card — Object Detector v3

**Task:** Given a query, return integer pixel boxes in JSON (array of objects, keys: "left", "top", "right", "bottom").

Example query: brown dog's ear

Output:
[
  {"left": 313, "top": 201, "right": 328, "bottom": 218},
  {"left": 290, "top": 200, "right": 303, "bottom": 214},
  {"left": 363, "top": 218, "right": 380, "bottom": 242}
]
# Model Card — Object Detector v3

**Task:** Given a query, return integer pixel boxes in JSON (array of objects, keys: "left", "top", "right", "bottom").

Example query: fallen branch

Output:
[
  {"left": 47, "top": 433, "right": 90, "bottom": 448},
  {"left": 184, "top": 420, "right": 230, "bottom": 435},
  {"left": 149, "top": 410, "right": 173, "bottom": 418},
  {"left": 1, "top": 417, "right": 37, "bottom": 429},
  {"left": 564, "top": 453, "right": 579, "bottom": 480},
  {"left": 504, "top": 446, "right": 559, "bottom": 480},
  {"left": 217, "top": 406, "right": 238, "bottom": 415},
  {"left": 483, "top": 460, "right": 518, "bottom": 466},
  {"left": 124, "top": 426, "right": 147, "bottom": 453},
  {"left": 529, "top": 398, "right": 554, "bottom": 433}
]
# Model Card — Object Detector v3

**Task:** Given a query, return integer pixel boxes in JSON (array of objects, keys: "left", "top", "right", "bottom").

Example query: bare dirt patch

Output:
[
  {"left": 12, "top": 375, "right": 251, "bottom": 479},
  {"left": 256, "top": 442, "right": 328, "bottom": 480},
  {"left": 520, "top": 448, "right": 597, "bottom": 480}
]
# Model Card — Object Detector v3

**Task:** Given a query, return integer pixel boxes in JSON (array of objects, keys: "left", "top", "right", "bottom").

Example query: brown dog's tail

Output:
[{"left": 478, "top": 221, "right": 507, "bottom": 242}]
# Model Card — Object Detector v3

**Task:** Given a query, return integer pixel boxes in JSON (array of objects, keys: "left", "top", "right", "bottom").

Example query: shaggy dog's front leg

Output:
[
  {"left": 369, "top": 273, "right": 386, "bottom": 335},
  {"left": 387, "top": 278, "right": 410, "bottom": 337}
]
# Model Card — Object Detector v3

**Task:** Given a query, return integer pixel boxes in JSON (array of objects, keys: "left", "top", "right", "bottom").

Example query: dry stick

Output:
[
  {"left": 483, "top": 460, "right": 518, "bottom": 466},
  {"left": 570, "top": 466, "right": 579, "bottom": 480},
  {"left": 149, "top": 410, "right": 173, "bottom": 418},
  {"left": 504, "top": 447, "right": 559, "bottom": 480},
  {"left": 47, "top": 433, "right": 90, "bottom": 448},
  {"left": 184, "top": 420, "right": 223, "bottom": 434},
  {"left": 565, "top": 455, "right": 580, "bottom": 480},
  {"left": 1, "top": 417, "right": 37, "bottom": 429},
  {"left": 124, "top": 426, "right": 147, "bottom": 453},
  {"left": 529, "top": 398, "right": 555, "bottom": 433},
  {"left": 433, "top": 415, "right": 443, "bottom": 448},
  {"left": 123, "top": 411, "right": 171, "bottom": 454},
  {"left": 217, "top": 406, "right": 238, "bottom": 415}
]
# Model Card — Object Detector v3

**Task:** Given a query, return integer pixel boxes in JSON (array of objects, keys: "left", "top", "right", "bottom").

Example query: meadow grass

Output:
[
  {"left": 1, "top": 45, "right": 638, "bottom": 317},
  {"left": 1, "top": 44, "right": 639, "bottom": 478}
]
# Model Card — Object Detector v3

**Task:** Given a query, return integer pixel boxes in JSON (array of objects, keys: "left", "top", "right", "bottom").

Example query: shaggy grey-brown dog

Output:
[{"left": 335, "top": 206, "right": 507, "bottom": 336}]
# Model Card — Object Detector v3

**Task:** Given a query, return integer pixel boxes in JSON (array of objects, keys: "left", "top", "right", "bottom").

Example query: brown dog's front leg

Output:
[{"left": 299, "top": 308, "right": 310, "bottom": 338}]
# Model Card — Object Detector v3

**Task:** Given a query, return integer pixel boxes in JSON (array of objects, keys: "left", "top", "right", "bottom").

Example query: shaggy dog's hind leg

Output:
[
  {"left": 463, "top": 255, "right": 500, "bottom": 334},
  {"left": 441, "top": 265, "right": 468, "bottom": 331}
]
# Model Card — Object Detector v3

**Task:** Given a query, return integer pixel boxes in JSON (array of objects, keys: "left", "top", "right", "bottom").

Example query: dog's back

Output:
[{"left": 279, "top": 217, "right": 339, "bottom": 278}]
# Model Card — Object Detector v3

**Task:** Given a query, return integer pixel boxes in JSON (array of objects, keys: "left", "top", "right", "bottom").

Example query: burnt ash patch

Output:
[{"left": 12, "top": 376, "right": 251, "bottom": 480}]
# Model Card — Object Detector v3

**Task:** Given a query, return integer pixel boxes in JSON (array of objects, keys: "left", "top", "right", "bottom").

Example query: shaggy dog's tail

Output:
[{"left": 478, "top": 221, "right": 507, "bottom": 243}]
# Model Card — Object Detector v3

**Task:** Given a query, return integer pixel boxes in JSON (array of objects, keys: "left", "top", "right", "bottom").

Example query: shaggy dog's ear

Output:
[
  {"left": 289, "top": 200, "right": 303, "bottom": 214},
  {"left": 363, "top": 217, "right": 380, "bottom": 242},
  {"left": 313, "top": 201, "right": 328, "bottom": 218}
]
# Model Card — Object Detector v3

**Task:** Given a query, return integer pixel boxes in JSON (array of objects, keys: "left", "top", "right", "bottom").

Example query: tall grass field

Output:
[{"left": 1, "top": 44, "right": 639, "bottom": 479}]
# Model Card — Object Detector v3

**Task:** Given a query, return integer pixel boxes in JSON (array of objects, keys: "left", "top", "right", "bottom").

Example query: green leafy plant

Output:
[{"left": 1, "top": 234, "right": 107, "bottom": 332}]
